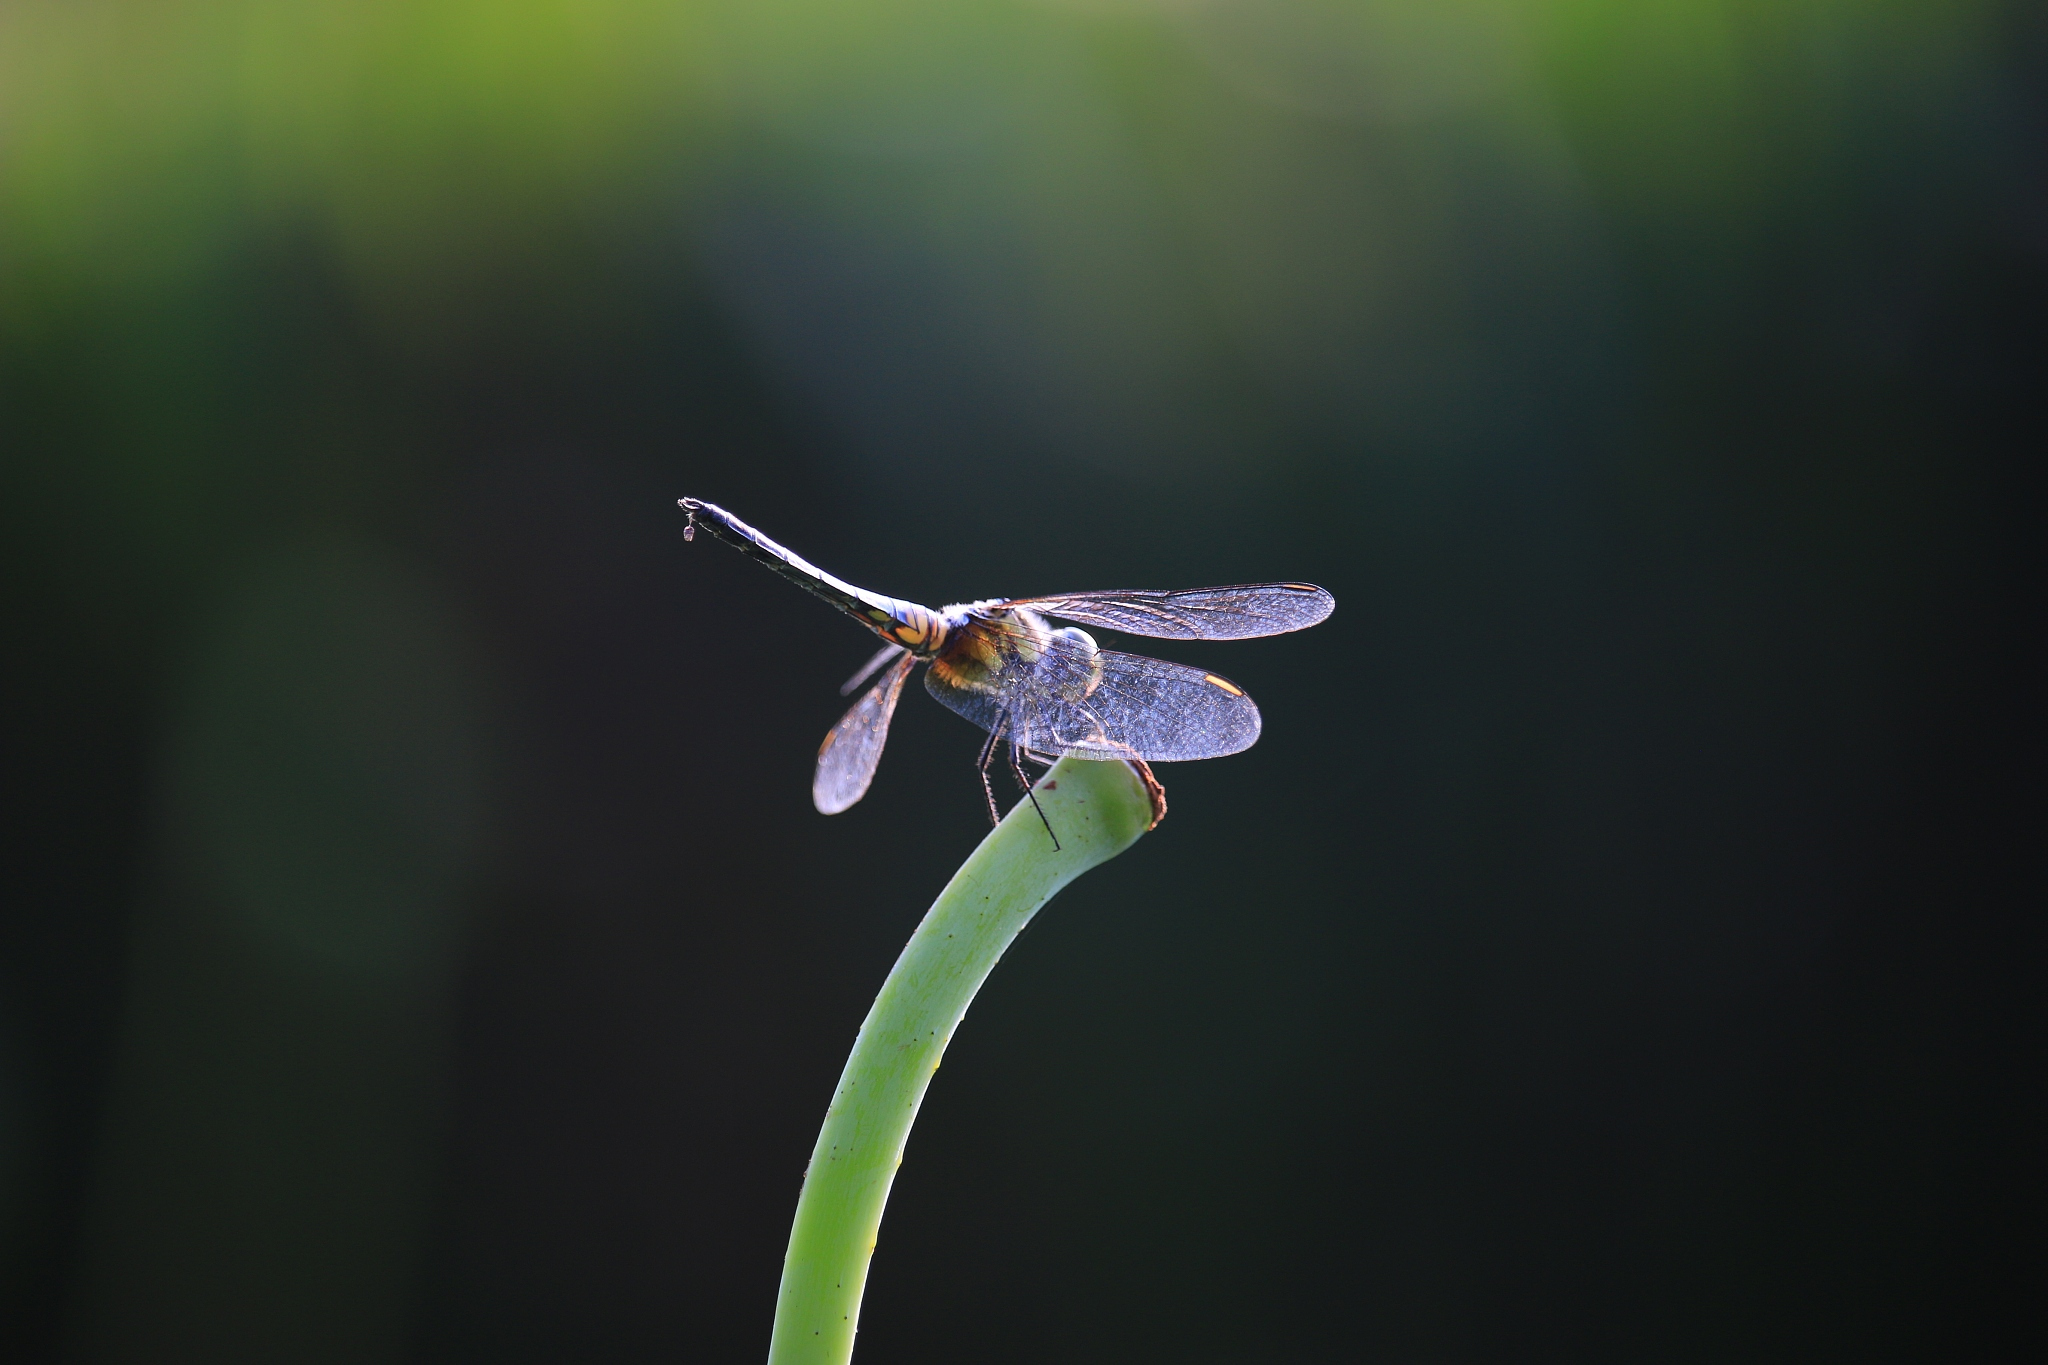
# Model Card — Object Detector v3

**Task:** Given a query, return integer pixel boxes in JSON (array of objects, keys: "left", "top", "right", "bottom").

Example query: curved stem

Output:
[{"left": 766, "top": 756, "right": 1158, "bottom": 1365}]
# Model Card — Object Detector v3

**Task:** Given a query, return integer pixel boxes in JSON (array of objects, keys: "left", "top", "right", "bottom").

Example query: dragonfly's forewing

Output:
[
  {"left": 1007, "top": 584, "right": 1333, "bottom": 640},
  {"left": 924, "top": 623, "right": 1261, "bottom": 762},
  {"left": 814, "top": 651, "right": 916, "bottom": 813}
]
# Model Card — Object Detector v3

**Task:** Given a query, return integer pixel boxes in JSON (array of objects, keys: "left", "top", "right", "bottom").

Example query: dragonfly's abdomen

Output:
[
  {"left": 881, "top": 601, "right": 948, "bottom": 656},
  {"left": 681, "top": 498, "right": 946, "bottom": 652}
]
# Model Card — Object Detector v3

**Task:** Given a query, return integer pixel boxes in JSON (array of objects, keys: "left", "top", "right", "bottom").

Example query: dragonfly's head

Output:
[{"left": 1048, "top": 625, "right": 1104, "bottom": 700}]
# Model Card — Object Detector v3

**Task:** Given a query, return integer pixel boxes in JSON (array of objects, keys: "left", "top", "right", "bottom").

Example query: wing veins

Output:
[
  {"left": 814, "top": 651, "right": 915, "bottom": 813},
  {"left": 1007, "top": 584, "right": 1333, "bottom": 640}
]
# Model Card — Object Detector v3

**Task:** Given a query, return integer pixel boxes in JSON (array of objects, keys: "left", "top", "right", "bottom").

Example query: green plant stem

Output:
[{"left": 765, "top": 755, "right": 1157, "bottom": 1365}]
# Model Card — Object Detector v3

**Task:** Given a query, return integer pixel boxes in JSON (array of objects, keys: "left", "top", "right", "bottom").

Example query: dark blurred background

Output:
[{"left": 3, "top": 2, "right": 2042, "bottom": 1360}]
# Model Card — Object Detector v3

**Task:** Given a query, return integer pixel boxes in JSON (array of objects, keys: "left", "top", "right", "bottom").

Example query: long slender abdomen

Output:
[{"left": 679, "top": 499, "right": 941, "bottom": 650}]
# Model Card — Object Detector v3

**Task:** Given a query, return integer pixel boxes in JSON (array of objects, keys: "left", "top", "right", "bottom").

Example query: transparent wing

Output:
[
  {"left": 1006, "top": 583, "right": 1333, "bottom": 640},
  {"left": 814, "top": 651, "right": 915, "bottom": 814},
  {"left": 923, "top": 621, "right": 1261, "bottom": 762}
]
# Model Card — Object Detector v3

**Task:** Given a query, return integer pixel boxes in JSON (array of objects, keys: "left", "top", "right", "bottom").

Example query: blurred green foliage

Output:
[{"left": 4, "top": 0, "right": 2017, "bottom": 641}]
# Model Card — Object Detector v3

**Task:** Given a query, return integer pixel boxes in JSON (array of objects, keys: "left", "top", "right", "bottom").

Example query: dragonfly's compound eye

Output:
[
  {"left": 1051, "top": 625, "right": 1098, "bottom": 653},
  {"left": 1050, "top": 626, "right": 1104, "bottom": 699}
]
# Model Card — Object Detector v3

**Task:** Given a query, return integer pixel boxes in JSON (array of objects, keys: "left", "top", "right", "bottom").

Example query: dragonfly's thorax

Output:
[
  {"left": 914, "top": 600, "right": 996, "bottom": 673},
  {"left": 928, "top": 605, "right": 1104, "bottom": 700}
]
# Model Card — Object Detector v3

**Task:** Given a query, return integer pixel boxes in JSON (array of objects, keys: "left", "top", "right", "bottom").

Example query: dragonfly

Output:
[{"left": 679, "top": 498, "right": 1333, "bottom": 846}]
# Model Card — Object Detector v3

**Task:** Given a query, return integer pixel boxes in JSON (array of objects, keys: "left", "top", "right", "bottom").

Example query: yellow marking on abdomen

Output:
[{"left": 1203, "top": 674, "right": 1245, "bottom": 696}]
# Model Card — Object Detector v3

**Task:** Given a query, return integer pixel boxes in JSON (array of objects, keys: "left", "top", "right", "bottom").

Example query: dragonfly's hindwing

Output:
[
  {"left": 924, "top": 619, "right": 1261, "bottom": 762},
  {"left": 1053, "top": 650, "right": 1262, "bottom": 760},
  {"left": 814, "top": 651, "right": 915, "bottom": 813}
]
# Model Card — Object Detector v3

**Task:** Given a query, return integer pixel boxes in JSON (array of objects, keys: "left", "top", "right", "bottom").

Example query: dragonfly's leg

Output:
[
  {"left": 1006, "top": 742, "right": 1034, "bottom": 795},
  {"left": 975, "top": 726, "right": 1003, "bottom": 827},
  {"left": 1010, "top": 742, "right": 1061, "bottom": 852}
]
